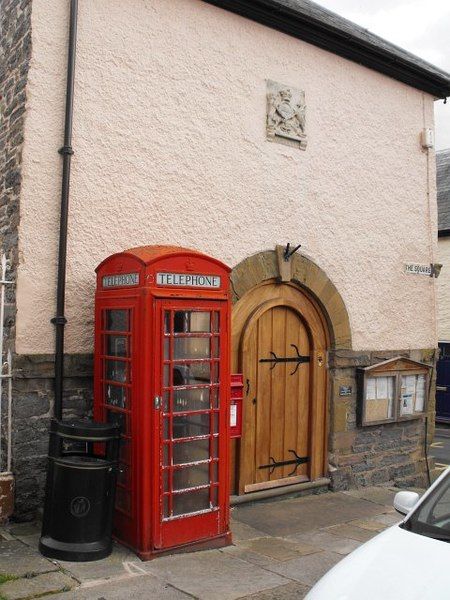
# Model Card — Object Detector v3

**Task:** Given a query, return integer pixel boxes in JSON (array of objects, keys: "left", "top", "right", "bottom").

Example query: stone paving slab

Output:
[
  {"left": 0, "top": 539, "right": 58, "bottom": 578},
  {"left": 342, "top": 486, "right": 398, "bottom": 507},
  {"left": 325, "top": 523, "right": 377, "bottom": 542},
  {"left": 238, "top": 537, "right": 319, "bottom": 562},
  {"left": 256, "top": 549, "right": 342, "bottom": 587},
  {"left": 7, "top": 523, "right": 41, "bottom": 538},
  {"left": 232, "top": 492, "right": 388, "bottom": 537},
  {"left": 220, "top": 546, "right": 323, "bottom": 572},
  {"left": 50, "top": 574, "right": 191, "bottom": 599},
  {"left": 0, "top": 571, "right": 76, "bottom": 600},
  {"left": 241, "top": 580, "right": 311, "bottom": 600},
  {"left": 141, "top": 548, "right": 290, "bottom": 600},
  {"left": 373, "top": 513, "right": 402, "bottom": 526},
  {"left": 347, "top": 518, "right": 387, "bottom": 532},
  {"left": 55, "top": 542, "right": 138, "bottom": 583},
  {"left": 287, "top": 529, "right": 362, "bottom": 555},
  {"left": 229, "top": 517, "right": 267, "bottom": 542}
]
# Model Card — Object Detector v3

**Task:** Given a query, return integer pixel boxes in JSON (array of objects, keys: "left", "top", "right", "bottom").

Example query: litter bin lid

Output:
[{"left": 50, "top": 419, "right": 120, "bottom": 440}]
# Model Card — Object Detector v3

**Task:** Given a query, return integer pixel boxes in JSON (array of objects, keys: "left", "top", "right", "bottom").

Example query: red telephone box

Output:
[{"left": 94, "top": 246, "right": 232, "bottom": 559}]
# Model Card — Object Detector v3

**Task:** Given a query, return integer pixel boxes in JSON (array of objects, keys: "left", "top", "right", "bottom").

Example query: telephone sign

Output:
[{"left": 156, "top": 272, "right": 221, "bottom": 288}]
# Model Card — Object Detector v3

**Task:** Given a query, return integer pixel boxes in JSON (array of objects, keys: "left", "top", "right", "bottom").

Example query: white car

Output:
[{"left": 305, "top": 467, "right": 450, "bottom": 600}]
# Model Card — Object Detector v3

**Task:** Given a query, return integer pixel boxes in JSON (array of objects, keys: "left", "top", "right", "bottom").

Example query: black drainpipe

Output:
[{"left": 51, "top": 0, "right": 78, "bottom": 421}]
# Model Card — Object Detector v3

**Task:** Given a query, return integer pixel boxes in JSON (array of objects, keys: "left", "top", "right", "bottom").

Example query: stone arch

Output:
[{"left": 230, "top": 248, "right": 351, "bottom": 350}]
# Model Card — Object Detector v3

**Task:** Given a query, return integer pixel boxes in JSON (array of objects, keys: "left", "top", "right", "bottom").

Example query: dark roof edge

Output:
[{"left": 202, "top": 0, "right": 450, "bottom": 98}]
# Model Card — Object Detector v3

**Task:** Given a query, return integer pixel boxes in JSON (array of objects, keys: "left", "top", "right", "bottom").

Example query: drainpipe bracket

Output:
[
  {"left": 51, "top": 316, "right": 68, "bottom": 326},
  {"left": 58, "top": 146, "right": 74, "bottom": 156}
]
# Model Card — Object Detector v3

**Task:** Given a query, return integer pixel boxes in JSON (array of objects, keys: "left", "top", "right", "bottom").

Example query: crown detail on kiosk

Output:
[{"left": 94, "top": 246, "right": 232, "bottom": 559}]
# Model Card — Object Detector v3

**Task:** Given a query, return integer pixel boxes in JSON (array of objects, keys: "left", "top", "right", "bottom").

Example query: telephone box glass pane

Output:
[
  {"left": 173, "top": 388, "right": 209, "bottom": 412},
  {"left": 172, "top": 439, "right": 210, "bottom": 465},
  {"left": 106, "top": 335, "right": 128, "bottom": 357},
  {"left": 173, "top": 488, "right": 210, "bottom": 516},
  {"left": 211, "top": 436, "right": 219, "bottom": 459},
  {"left": 164, "top": 311, "right": 170, "bottom": 334},
  {"left": 174, "top": 338, "right": 210, "bottom": 359},
  {"left": 211, "top": 486, "right": 218, "bottom": 507},
  {"left": 211, "top": 386, "right": 219, "bottom": 408},
  {"left": 172, "top": 413, "right": 210, "bottom": 439},
  {"left": 163, "top": 495, "right": 170, "bottom": 519},
  {"left": 119, "top": 438, "right": 131, "bottom": 464},
  {"left": 105, "top": 309, "right": 129, "bottom": 332},
  {"left": 163, "top": 417, "right": 170, "bottom": 441},
  {"left": 211, "top": 461, "right": 218, "bottom": 483},
  {"left": 172, "top": 464, "right": 210, "bottom": 490},
  {"left": 211, "top": 312, "right": 220, "bottom": 333},
  {"left": 105, "top": 383, "right": 127, "bottom": 409},
  {"left": 173, "top": 362, "right": 213, "bottom": 385},
  {"left": 174, "top": 312, "right": 210, "bottom": 333},
  {"left": 107, "top": 410, "right": 127, "bottom": 434},
  {"left": 211, "top": 336, "right": 220, "bottom": 358},
  {"left": 106, "top": 359, "right": 127, "bottom": 383}
]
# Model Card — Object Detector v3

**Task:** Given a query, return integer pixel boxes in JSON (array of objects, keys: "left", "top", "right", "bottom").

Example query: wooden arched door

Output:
[{"left": 234, "top": 283, "right": 328, "bottom": 494}]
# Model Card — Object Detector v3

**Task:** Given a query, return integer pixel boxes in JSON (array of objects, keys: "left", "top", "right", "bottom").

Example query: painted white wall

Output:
[
  {"left": 17, "top": 0, "right": 438, "bottom": 354},
  {"left": 438, "top": 237, "right": 450, "bottom": 341}
]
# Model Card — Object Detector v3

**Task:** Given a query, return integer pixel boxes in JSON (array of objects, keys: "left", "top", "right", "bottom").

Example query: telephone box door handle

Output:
[{"left": 154, "top": 396, "right": 161, "bottom": 409}]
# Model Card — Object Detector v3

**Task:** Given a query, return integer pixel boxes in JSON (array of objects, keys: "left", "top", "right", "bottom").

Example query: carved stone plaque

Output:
[{"left": 266, "top": 80, "right": 307, "bottom": 150}]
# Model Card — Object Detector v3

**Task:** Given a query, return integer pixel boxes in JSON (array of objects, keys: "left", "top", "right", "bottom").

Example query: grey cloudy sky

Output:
[{"left": 316, "top": 0, "right": 450, "bottom": 151}]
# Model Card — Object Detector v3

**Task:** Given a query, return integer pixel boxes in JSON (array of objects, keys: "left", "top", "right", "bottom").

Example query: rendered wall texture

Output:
[
  {"left": 17, "top": 0, "right": 438, "bottom": 355},
  {"left": 438, "top": 237, "right": 450, "bottom": 341}
]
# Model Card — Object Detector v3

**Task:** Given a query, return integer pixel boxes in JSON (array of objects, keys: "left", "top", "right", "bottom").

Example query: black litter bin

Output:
[{"left": 39, "top": 419, "right": 120, "bottom": 562}]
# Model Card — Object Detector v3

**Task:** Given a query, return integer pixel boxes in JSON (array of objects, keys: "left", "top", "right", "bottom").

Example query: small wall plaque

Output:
[
  {"left": 404, "top": 263, "right": 432, "bottom": 276},
  {"left": 339, "top": 385, "right": 352, "bottom": 397},
  {"left": 266, "top": 80, "right": 307, "bottom": 150}
]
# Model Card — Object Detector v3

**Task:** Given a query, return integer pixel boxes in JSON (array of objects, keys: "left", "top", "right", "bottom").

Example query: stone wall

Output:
[
  {"left": 328, "top": 348, "right": 437, "bottom": 491},
  {"left": 0, "top": 0, "right": 32, "bottom": 477},
  {"left": 0, "top": 0, "right": 31, "bottom": 352},
  {"left": 11, "top": 347, "right": 437, "bottom": 519},
  {"left": 12, "top": 354, "right": 92, "bottom": 520}
]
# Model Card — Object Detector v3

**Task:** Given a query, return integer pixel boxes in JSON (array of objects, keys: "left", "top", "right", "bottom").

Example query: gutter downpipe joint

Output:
[{"left": 51, "top": 0, "right": 78, "bottom": 421}]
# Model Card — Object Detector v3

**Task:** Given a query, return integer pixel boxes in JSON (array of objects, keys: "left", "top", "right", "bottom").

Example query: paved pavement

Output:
[
  {"left": 430, "top": 425, "right": 450, "bottom": 472},
  {"left": 0, "top": 486, "right": 408, "bottom": 600}
]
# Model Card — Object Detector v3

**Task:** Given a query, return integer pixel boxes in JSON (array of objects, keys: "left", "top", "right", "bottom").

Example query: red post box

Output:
[
  {"left": 230, "top": 374, "right": 243, "bottom": 439},
  {"left": 94, "top": 245, "right": 232, "bottom": 559}
]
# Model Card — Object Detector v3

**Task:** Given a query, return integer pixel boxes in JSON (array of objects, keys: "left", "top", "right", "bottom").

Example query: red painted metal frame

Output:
[{"left": 94, "top": 246, "right": 231, "bottom": 559}]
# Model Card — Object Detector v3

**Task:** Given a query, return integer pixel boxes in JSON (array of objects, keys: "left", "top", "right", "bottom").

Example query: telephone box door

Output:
[{"left": 153, "top": 299, "right": 229, "bottom": 550}]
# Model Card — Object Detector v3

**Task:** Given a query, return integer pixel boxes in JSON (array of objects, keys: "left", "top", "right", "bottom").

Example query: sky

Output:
[{"left": 315, "top": 0, "right": 450, "bottom": 151}]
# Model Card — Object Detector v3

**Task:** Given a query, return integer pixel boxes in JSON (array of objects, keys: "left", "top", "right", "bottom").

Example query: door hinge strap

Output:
[
  {"left": 258, "top": 450, "right": 309, "bottom": 476},
  {"left": 259, "top": 344, "right": 310, "bottom": 375}
]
